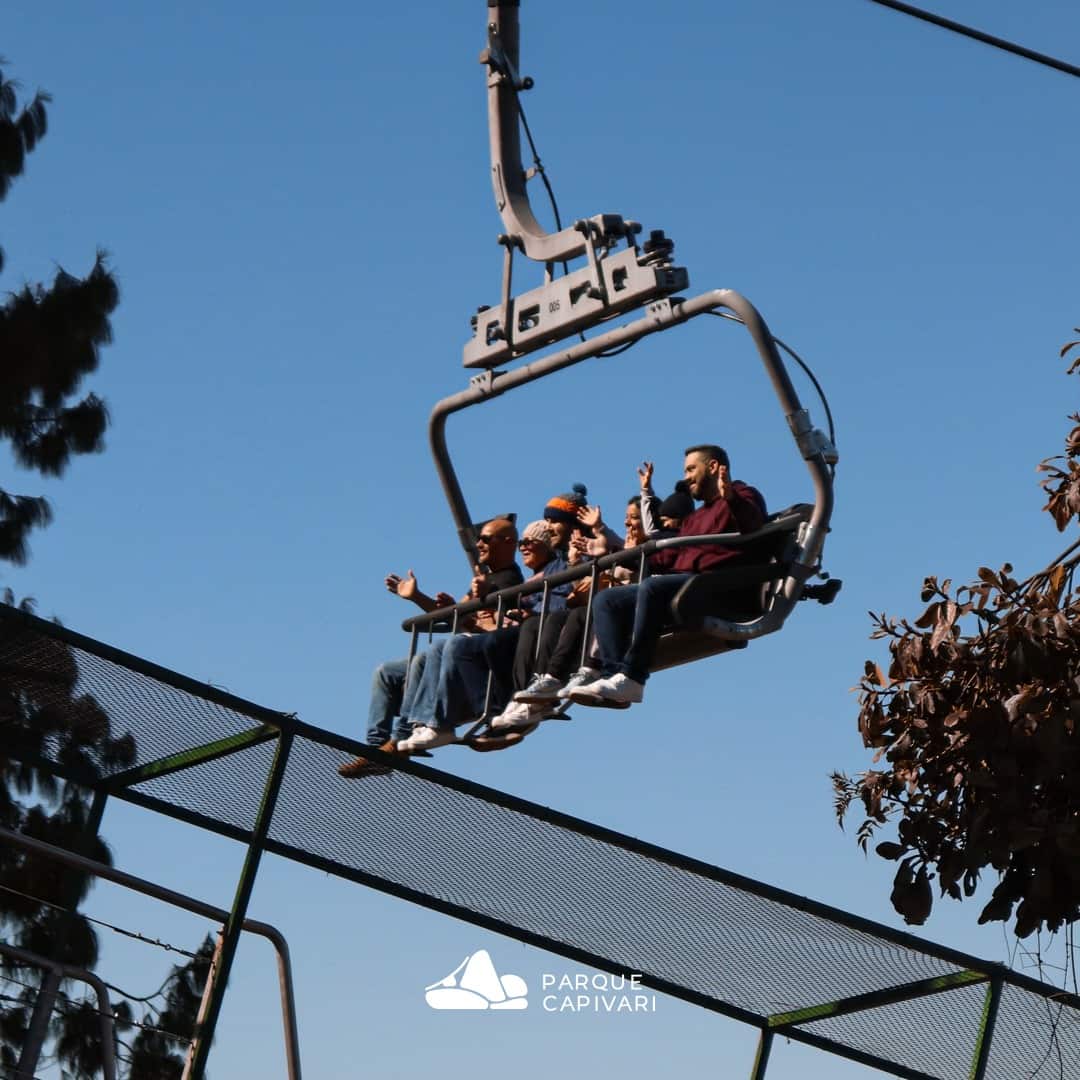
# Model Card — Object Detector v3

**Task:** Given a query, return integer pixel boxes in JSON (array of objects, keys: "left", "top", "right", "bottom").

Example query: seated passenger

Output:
[
  {"left": 400, "top": 520, "right": 570, "bottom": 751},
  {"left": 489, "top": 501, "right": 639, "bottom": 732},
  {"left": 543, "top": 484, "right": 622, "bottom": 559},
  {"left": 337, "top": 519, "right": 521, "bottom": 776},
  {"left": 569, "top": 444, "right": 765, "bottom": 709},
  {"left": 638, "top": 460, "right": 695, "bottom": 538}
]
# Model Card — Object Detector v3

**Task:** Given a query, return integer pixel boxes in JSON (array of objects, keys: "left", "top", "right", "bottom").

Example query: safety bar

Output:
[
  {"left": 0, "top": 826, "right": 302, "bottom": 1080},
  {"left": 430, "top": 289, "right": 834, "bottom": 585},
  {"left": 401, "top": 510, "right": 809, "bottom": 635}
]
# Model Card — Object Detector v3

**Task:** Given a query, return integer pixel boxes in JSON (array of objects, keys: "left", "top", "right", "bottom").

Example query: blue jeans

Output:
[
  {"left": 590, "top": 573, "right": 694, "bottom": 684},
  {"left": 405, "top": 634, "right": 493, "bottom": 732},
  {"left": 367, "top": 651, "right": 427, "bottom": 746}
]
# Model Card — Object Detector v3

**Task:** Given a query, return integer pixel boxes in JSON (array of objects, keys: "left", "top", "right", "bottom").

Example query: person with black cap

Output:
[
  {"left": 569, "top": 444, "right": 766, "bottom": 710},
  {"left": 639, "top": 460, "right": 695, "bottom": 538}
]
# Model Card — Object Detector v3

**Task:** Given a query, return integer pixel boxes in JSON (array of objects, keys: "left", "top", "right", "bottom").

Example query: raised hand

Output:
[
  {"left": 577, "top": 505, "right": 603, "bottom": 532},
  {"left": 637, "top": 460, "right": 654, "bottom": 491},
  {"left": 718, "top": 464, "right": 732, "bottom": 501},
  {"left": 385, "top": 569, "right": 419, "bottom": 600},
  {"left": 568, "top": 533, "right": 589, "bottom": 566}
]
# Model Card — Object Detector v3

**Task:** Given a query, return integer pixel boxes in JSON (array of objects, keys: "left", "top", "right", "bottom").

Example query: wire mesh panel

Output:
[
  {"left": 3, "top": 603, "right": 1080, "bottom": 1079},
  {"left": 984, "top": 983, "right": 1080, "bottom": 1079},
  {"left": 800, "top": 981, "right": 989, "bottom": 1080},
  {"left": 132, "top": 737, "right": 282, "bottom": 835},
  {"left": 275, "top": 734, "right": 962, "bottom": 1018},
  {"left": 0, "top": 608, "right": 284, "bottom": 782}
]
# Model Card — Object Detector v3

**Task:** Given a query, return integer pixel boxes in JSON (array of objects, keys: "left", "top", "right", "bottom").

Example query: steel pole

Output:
[
  {"left": 750, "top": 1029, "right": 773, "bottom": 1079},
  {"left": 969, "top": 971, "right": 1004, "bottom": 1080},
  {"left": 184, "top": 731, "right": 293, "bottom": 1078}
]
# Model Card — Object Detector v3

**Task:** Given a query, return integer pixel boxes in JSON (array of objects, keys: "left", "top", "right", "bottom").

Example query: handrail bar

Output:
[
  {"left": 400, "top": 510, "right": 807, "bottom": 633},
  {"left": 0, "top": 826, "right": 302, "bottom": 1080}
]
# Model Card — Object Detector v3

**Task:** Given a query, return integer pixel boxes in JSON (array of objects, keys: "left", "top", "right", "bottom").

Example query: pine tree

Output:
[
  {"left": 0, "top": 60, "right": 117, "bottom": 566},
  {"left": 0, "top": 62, "right": 208, "bottom": 1077}
]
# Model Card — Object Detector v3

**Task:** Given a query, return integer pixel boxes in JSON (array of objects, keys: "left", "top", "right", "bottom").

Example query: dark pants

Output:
[
  {"left": 590, "top": 573, "right": 694, "bottom": 684},
  {"left": 513, "top": 607, "right": 592, "bottom": 686}
]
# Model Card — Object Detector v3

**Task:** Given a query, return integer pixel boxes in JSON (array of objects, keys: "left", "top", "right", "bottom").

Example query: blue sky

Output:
[{"left": 3, "top": 1, "right": 1080, "bottom": 1076}]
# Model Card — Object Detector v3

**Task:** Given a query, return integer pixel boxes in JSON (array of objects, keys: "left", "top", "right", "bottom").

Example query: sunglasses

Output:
[
  {"left": 477, "top": 533, "right": 503, "bottom": 544},
  {"left": 518, "top": 539, "right": 544, "bottom": 549}
]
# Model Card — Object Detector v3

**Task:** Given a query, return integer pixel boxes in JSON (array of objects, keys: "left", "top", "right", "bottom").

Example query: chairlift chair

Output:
[{"left": 423, "top": 0, "right": 840, "bottom": 680}]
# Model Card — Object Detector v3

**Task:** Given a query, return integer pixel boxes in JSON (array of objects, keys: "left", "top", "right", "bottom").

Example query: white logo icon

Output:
[{"left": 425, "top": 949, "right": 528, "bottom": 1010}]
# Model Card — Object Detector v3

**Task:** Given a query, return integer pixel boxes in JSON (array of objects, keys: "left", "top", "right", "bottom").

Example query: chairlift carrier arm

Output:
[{"left": 484, "top": 0, "right": 594, "bottom": 264}]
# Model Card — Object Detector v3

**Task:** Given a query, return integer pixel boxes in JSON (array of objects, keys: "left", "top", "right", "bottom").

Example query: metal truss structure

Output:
[{"left": 2, "top": 603, "right": 1078, "bottom": 1078}]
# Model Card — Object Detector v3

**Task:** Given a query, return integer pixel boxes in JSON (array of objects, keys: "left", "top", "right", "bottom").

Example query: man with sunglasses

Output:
[
  {"left": 401, "top": 520, "right": 571, "bottom": 752},
  {"left": 338, "top": 518, "right": 522, "bottom": 776}
]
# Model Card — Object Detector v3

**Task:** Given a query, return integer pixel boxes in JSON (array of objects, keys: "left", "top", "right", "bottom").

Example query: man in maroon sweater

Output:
[{"left": 570, "top": 444, "right": 765, "bottom": 708}]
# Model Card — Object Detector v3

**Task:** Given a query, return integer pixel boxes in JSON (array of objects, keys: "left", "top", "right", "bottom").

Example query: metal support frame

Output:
[
  {"left": 750, "top": 1028, "right": 773, "bottom": 1079},
  {"left": 0, "top": 825, "right": 302, "bottom": 1080},
  {"left": 2, "top": 942, "right": 118, "bottom": 1080},
  {"left": 106, "top": 725, "right": 280, "bottom": 789},
  {"left": 768, "top": 970, "right": 989, "bottom": 1030},
  {"left": 185, "top": 730, "right": 294, "bottom": 1078},
  {"left": 2, "top": 604, "right": 1077, "bottom": 1080},
  {"left": 15, "top": 787, "right": 109, "bottom": 1080}
]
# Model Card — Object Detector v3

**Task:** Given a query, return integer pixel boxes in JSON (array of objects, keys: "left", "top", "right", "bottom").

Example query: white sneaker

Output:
[
  {"left": 556, "top": 668, "right": 600, "bottom": 700},
  {"left": 401, "top": 725, "right": 459, "bottom": 751},
  {"left": 490, "top": 701, "right": 546, "bottom": 732},
  {"left": 514, "top": 673, "right": 565, "bottom": 703},
  {"left": 568, "top": 673, "right": 644, "bottom": 709}
]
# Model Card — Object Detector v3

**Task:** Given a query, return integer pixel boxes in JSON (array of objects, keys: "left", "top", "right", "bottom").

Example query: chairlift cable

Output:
[{"left": 864, "top": 0, "right": 1080, "bottom": 81}]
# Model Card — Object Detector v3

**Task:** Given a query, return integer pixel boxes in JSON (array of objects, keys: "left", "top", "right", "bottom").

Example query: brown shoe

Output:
[
  {"left": 337, "top": 740, "right": 402, "bottom": 778},
  {"left": 467, "top": 727, "right": 534, "bottom": 753}
]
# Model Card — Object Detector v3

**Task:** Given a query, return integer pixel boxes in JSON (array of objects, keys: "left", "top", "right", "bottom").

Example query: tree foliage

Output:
[
  {"left": 125, "top": 936, "right": 214, "bottom": 1080},
  {"left": 0, "top": 60, "right": 117, "bottom": 566},
  {"left": 0, "top": 63, "right": 209, "bottom": 1077},
  {"left": 835, "top": 332, "right": 1080, "bottom": 937},
  {"left": 0, "top": 601, "right": 132, "bottom": 1073}
]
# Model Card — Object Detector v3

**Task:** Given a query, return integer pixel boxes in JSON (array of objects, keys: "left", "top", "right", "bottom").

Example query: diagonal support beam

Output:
[
  {"left": 969, "top": 972, "right": 1004, "bottom": 1080},
  {"left": 106, "top": 726, "right": 280, "bottom": 790},
  {"left": 768, "top": 969, "right": 989, "bottom": 1030}
]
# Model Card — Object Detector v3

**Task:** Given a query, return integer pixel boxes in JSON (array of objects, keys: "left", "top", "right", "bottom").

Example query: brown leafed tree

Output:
[{"left": 834, "top": 331, "right": 1080, "bottom": 938}]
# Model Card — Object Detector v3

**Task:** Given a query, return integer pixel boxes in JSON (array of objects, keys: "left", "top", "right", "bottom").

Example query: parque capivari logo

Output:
[{"left": 425, "top": 949, "right": 528, "bottom": 1010}]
